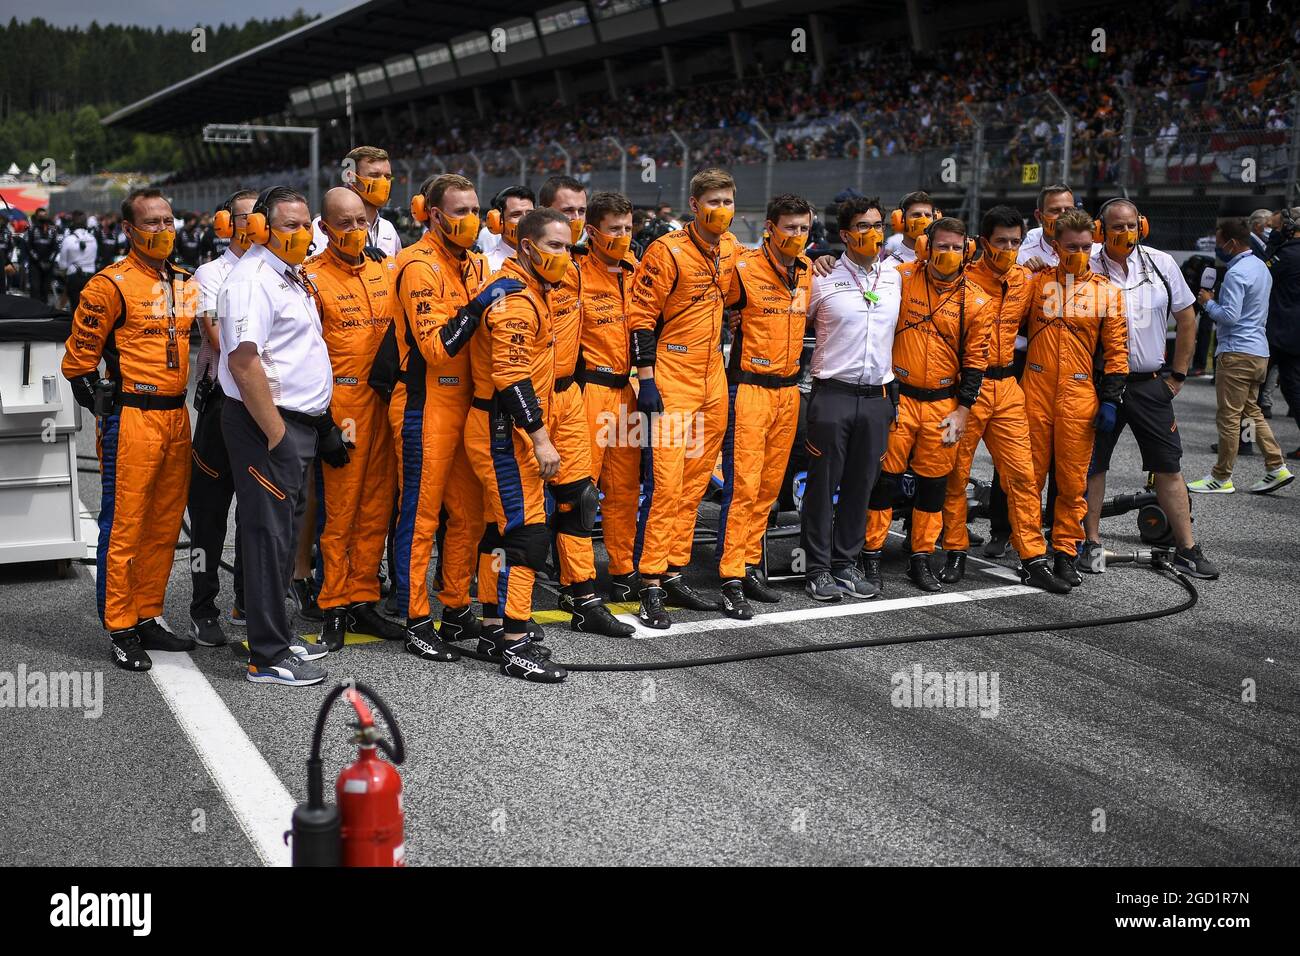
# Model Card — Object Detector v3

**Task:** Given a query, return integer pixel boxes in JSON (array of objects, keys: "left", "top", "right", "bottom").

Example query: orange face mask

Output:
[
  {"left": 502, "top": 217, "right": 522, "bottom": 249},
  {"left": 904, "top": 214, "right": 933, "bottom": 240},
  {"left": 268, "top": 225, "right": 314, "bottom": 266},
  {"left": 436, "top": 210, "right": 480, "bottom": 250},
  {"left": 526, "top": 241, "right": 571, "bottom": 284},
  {"left": 767, "top": 223, "right": 808, "bottom": 259},
  {"left": 932, "top": 249, "right": 965, "bottom": 276},
  {"left": 567, "top": 217, "right": 586, "bottom": 246},
  {"left": 844, "top": 226, "right": 884, "bottom": 258},
  {"left": 129, "top": 224, "right": 175, "bottom": 259},
  {"left": 982, "top": 240, "right": 1017, "bottom": 274},
  {"left": 231, "top": 216, "right": 254, "bottom": 254},
  {"left": 588, "top": 227, "right": 631, "bottom": 262},
  {"left": 1104, "top": 228, "right": 1139, "bottom": 259},
  {"left": 324, "top": 222, "right": 367, "bottom": 259},
  {"left": 1042, "top": 213, "right": 1060, "bottom": 239},
  {"left": 696, "top": 204, "right": 734, "bottom": 236},
  {"left": 1058, "top": 249, "right": 1091, "bottom": 276},
  {"left": 352, "top": 174, "right": 391, "bottom": 208}
]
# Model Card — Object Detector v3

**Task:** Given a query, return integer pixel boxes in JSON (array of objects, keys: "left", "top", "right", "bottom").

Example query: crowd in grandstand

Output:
[{"left": 152, "top": 3, "right": 1299, "bottom": 193}]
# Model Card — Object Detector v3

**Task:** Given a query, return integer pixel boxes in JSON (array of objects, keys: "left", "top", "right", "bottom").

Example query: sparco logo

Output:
[
  {"left": 437, "top": 376, "right": 460, "bottom": 386},
  {"left": 334, "top": 376, "right": 359, "bottom": 385},
  {"left": 49, "top": 886, "right": 151, "bottom": 936},
  {"left": 133, "top": 383, "right": 158, "bottom": 393},
  {"left": 665, "top": 343, "right": 687, "bottom": 353}
]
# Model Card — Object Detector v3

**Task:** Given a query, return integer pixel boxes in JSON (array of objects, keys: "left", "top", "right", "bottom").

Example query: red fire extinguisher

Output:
[{"left": 288, "top": 681, "right": 406, "bottom": 867}]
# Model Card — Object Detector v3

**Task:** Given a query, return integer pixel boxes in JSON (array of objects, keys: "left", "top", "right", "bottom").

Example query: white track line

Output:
[
  {"left": 620, "top": 582, "right": 1040, "bottom": 637},
  {"left": 146, "top": 652, "right": 295, "bottom": 867},
  {"left": 83, "top": 524, "right": 293, "bottom": 866}
]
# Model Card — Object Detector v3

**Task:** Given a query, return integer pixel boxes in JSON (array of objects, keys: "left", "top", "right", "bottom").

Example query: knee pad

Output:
[
  {"left": 478, "top": 522, "right": 502, "bottom": 555},
  {"left": 550, "top": 478, "right": 598, "bottom": 536},
  {"left": 869, "top": 471, "right": 903, "bottom": 511},
  {"left": 913, "top": 474, "right": 948, "bottom": 512},
  {"left": 504, "top": 523, "right": 550, "bottom": 571}
]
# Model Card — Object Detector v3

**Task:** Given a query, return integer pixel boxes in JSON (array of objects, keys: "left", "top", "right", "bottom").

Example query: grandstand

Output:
[{"left": 83, "top": 0, "right": 1300, "bottom": 248}]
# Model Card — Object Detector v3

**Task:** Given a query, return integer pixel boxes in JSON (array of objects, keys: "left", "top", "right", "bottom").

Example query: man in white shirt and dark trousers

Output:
[
  {"left": 801, "top": 196, "right": 901, "bottom": 601},
  {"left": 219, "top": 186, "right": 350, "bottom": 686},
  {"left": 1081, "top": 198, "right": 1219, "bottom": 580},
  {"left": 187, "top": 189, "right": 256, "bottom": 647},
  {"left": 57, "top": 211, "right": 97, "bottom": 312}
]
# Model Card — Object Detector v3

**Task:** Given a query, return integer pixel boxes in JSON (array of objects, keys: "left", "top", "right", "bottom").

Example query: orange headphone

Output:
[
  {"left": 484, "top": 208, "right": 503, "bottom": 235},
  {"left": 913, "top": 220, "right": 975, "bottom": 263},
  {"left": 409, "top": 192, "right": 429, "bottom": 223},
  {"left": 1091, "top": 197, "right": 1149, "bottom": 243},
  {"left": 212, "top": 190, "right": 244, "bottom": 239},
  {"left": 240, "top": 186, "right": 281, "bottom": 246},
  {"left": 891, "top": 205, "right": 942, "bottom": 233}
]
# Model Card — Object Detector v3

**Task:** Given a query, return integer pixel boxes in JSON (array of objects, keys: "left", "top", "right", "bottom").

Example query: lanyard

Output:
[{"left": 844, "top": 257, "right": 882, "bottom": 304}]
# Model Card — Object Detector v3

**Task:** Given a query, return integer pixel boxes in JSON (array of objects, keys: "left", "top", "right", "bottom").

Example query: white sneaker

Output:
[
  {"left": 1186, "top": 475, "right": 1234, "bottom": 494},
  {"left": 1250, "top": 467, "right": 1295, "bottom": 495}
]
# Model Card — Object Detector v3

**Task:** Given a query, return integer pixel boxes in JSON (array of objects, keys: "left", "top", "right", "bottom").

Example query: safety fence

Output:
[{"left": 50, "top": 63, "right": 1300, "bottom": 250}]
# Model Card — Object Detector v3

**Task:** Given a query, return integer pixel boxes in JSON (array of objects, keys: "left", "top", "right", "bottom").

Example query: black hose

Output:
[{"left": 548, "top": 563, "right": 1197, "bottom": 673}]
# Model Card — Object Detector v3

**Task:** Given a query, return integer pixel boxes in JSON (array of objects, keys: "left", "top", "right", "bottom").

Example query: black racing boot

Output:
[
  {"left": 860, "top": 549, "right": 884, "bottom": 592},
  {"left": 136, "top": 616, "right": 196, "bottom": 652},
  {"left": 320, "top": 607, "right": 347, "bottom": 652},
  {"left": 638, "top": 585, "right": 671, "bottom": 629},
  {"left": 570, "top": 595, "right": 635, "bottom": 636},
  {"left": 1053, "top": 552, "right": 1083, "bottom": 588},
  {"left": 1018, "top": 556, "right": 1071, "bottom": 594},
  {"left": 662, "top": 572, "right": 721, "bottom": 611},
  {"left": 290, "top": 577, "right": 323, "bottom": 621},
  {"left": 500, "top": 637, "right": 568, "bottom": 684},
  {"left": 742, "top": 565, "right": 781, "bottom": 603},
  {"left": 348, "top": 602, "right": 406, "bottom": 641},
  {"left": 478, "top": 624, "right": 552, "bottom": 660},
  {"left": 438, "top": 605, "right": 483, "bottom": 643},
  {"left": 608, "top": 572, "right": 640, "bottom": 603},
  {"left": 907, "top": 553, "right": 942, "bottom": 592},
  {"left": 404, "top": 618, "right": 461, "bottom": 662},
  {"left": 719, "top": 580, "right": 753, "bottom": 620},
  {"left": 110, "top": 627, "right": 152, "bottom": 672},
  {"left": 938, "top": 551, "right": 967, "bottom": 584}
]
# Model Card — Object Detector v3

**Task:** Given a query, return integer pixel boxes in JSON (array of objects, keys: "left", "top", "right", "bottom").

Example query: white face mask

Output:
[{"left": 1262, "top": 227, "right": 1273, "bottom": 241}]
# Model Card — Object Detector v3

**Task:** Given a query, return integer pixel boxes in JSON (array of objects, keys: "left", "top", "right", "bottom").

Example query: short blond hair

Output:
[
  {"left": 1054, "top": 208, "right": 1094, "bottom": 238},
  {"left": 690, "top": 167, "right": 735, "bottom": 200},
  {"left": 347, "top": 145, "right": 389, "bottom": 165},
  {"left": 421, "top": 173, "right": 475, "bottom": 210}
]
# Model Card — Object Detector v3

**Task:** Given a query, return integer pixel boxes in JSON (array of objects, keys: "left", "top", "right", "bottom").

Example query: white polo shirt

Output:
[
  {"left": 807, "top": 254, "right": 902, "bottom": 387},
  {"left": 193, "top": 247, "right": 241, "bottom": 383},
  {"left": 881, "top": 233, "right": 916, "bottom": 265},
  {"left": 1090, "top": 244, "right": 1194, "bottom": 374},
  {"left": 485, "top": 237, "right": 516, "bottom": 273},
  {"left": 1017, "top": 226, "right": 1057, "bottom": 267},
  {"left": 217, "top": 244, "right": 332, "bottom": 416},
  {"left": 311, "top": 212, "right": 402, "bottom": 260}
]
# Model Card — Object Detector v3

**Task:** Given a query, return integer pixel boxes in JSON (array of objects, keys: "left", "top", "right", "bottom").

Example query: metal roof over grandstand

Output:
[{"left": 102, "top": 0, "right": 856, "bottom": 133}]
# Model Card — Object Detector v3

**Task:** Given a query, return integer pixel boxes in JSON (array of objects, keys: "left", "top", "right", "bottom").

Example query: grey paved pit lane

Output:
[{"left": 1, "top": 365, "right": 1296, "bottom": 865}]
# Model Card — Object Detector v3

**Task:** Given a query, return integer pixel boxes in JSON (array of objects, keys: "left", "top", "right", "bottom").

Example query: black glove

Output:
[
  {"left": 363, "top": 244, "right": 386, "bottom": 262},
  {"left": 466, "top": 277, "right": 525, "bottom": 321},
  {"left": 439, "top": 307, "right": 479, "bottom": 358},
  {"left": 636, "top": 376, "right": 664, "bottom": 416},
  {"left": 70, "top": 375, "right": 98, "bottom": 412},
  {"left": 317, "top": 421, "right": 353, "bottom": 469}
]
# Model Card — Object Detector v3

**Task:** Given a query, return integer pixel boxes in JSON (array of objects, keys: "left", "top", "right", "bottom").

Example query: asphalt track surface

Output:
[{"left": 2, "top": 360, "right": 1297, "bottom": 866}]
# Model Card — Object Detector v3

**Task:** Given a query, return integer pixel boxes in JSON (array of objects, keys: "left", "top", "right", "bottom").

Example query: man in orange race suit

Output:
[
  {"left": 577, "top": 191, "right": 642, "bottom": 608},
  {"left": 627, "top": 167, "right": 739, "bottom": 629},
  {"left": 938, "top": 205, "right": 1070, "bottom": 594},
  {"left": 304, "top": 187, "right": 407, "bottom": 650},
  {"left": 538, "top": 175, "right": 633, "bottom": 636},
  {"left": 390, "top": 174, "right": 516, "bottom": 663},
  {"left": 1022, "top": 208, "right": 1129, "bottom": 587},
  {"left": 714, "top": 193, "right": 815, "bottom": 620},
  {"left": 466, "top": 208, "right": 572, "bottom": 683},
  {"left": 63, "top": 188, "right": 198, "bottom": 671},
  {"left": 862, "top": 217, "right": 993, "bottom": 593}
]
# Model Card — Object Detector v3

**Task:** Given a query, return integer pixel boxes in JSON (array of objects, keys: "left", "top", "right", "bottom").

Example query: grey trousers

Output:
[
  {"left": 222, "top": 398, "right": 317, "bottom": 667},
  {"left": 800, "top": 382, "right": 893, "bottom": 574}
]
